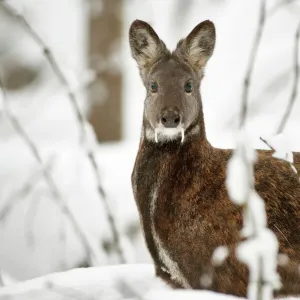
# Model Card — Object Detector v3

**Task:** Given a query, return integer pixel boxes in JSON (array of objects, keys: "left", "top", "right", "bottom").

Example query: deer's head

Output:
[{"left": 129, "top": 20, "right": 215, "bottom": 144}]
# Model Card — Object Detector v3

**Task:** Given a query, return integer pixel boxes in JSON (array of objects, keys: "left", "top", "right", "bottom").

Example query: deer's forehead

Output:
[{"left": 150, "top": 58, "right": 193, "bottom": 82}]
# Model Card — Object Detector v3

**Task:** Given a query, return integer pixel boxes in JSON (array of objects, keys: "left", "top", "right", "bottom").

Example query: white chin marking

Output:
[
  {"left": 145, "top": 124, "right": 200, "bottom": 143},
  {"left": 147, "top": 125, "right": 185, "bottom": 144}
]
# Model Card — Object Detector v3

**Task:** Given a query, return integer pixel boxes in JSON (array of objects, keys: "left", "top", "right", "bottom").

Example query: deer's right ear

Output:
[
  {"left": 129, "top": 20, "right": 168, "bottom": 74},
  {"left": 175, "top": 20, "right": 216, "bottom": 73}
]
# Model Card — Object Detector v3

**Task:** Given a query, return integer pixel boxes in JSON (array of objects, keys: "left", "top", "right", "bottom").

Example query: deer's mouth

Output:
[{"left": 154, "top": 123, "right": 185, "bottom": 143}]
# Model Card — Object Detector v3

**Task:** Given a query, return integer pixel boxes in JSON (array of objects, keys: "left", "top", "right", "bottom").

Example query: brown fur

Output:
[{"left": 130, "top": 19, "right": 300, "bottom": 297}]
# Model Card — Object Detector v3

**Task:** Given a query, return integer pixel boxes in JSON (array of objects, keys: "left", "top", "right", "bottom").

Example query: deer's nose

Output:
[{"left": 161, "top": 110, "right": 181, "bottom": 128}]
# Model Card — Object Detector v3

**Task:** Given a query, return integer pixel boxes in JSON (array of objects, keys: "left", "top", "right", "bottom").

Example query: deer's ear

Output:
[
  {"left": 129, "top": 20, "right": 168, "bottom": 74},
  {"left": 175, "top": 20, "right": 216, "bottom": 72}
]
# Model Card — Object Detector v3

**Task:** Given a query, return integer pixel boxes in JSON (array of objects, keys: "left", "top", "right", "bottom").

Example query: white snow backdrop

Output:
[{"left": 0, "top": 0, "right": 299, "bottom": 298}]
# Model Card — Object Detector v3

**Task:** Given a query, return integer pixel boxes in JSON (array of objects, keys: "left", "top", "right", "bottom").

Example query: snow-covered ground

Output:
[
  {"left": 0, "top": 264, "right": 245, "bottom": 300},
  {"left": 0, "top": 264, "right": 298, "bottom": 300}
]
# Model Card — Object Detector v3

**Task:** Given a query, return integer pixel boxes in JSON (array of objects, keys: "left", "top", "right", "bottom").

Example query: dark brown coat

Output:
[{"left": 129, "top": 19, "right": 300, "bottom": 297}]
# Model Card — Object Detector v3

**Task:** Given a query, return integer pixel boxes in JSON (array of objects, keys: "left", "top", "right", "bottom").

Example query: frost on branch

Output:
[
  {"left": 212, "top": 246, "right": 229, "bottom": 267},
  {"left": 236, "top": 229, "right": 280, "bottom": 300},
  {"left": 226, "top": 129, "right": 280, "bottom": 300},
  {"left": 226, "top": 130, "right": 256, "bottom": 206},
  {"left": 0, "top": 0, "right": 126, "bottom": 264}
]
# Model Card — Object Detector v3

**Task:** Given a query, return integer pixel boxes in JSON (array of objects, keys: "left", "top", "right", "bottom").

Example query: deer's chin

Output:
[{"left": 145, "top": 125, "right": 185, "bottom": 143}]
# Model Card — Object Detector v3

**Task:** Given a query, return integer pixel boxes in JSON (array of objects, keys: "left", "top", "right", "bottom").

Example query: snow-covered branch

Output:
[
  {"left": 0, "top": 0, "right": 125, "bottom": 263},
  {"left": 276, "top": 21, "right": 300, "bottom": 134},
  {"left": 259, "top": 21, "right": 300, "bottom": 175},
  {"left": 0, "top": 156, "right": 55, "bottom": 224},
  {"left": 0, "top": 72, "right": 102, "bottom": 266},
  {"left": 240, "top": 0, "right": 266, "bottom": 127},
  {"left": 226, "top": 132, "right": 281, "bottom": 300},
  {"left": 227, "top": 1, "right": 281, "bottom": 300},
  {"left": 268, "top": 0, "right": 300, "bottom": 17}
]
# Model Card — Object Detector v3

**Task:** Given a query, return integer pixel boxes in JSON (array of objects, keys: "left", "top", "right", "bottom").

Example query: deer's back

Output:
[
  {"left": 255, "top": 150, "right": 300, "bottom": 257},
  {"left": 132, "top": 142, "right": 300, "bottom": 296}
]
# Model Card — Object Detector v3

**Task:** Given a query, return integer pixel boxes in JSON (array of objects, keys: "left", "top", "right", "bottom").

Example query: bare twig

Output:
[
  {"left": 260, "top": 21, "right": 300, "bottom": 178},
  {"left": 236, "top": 2, "right": 279, "bottom": 299},
  {"left": 276, "top": 21, "right": 300, "bottom": 134},
  {"left": 259, "top": 137, "right": 275, "bottom": 151},
  {"left": 268, "top": 0, "right": 300, "bottom": 17},
  {"left": 59, "top": 211, "right": 67, "bottom": 270},
  {"left": 0, "top": 1, "right": 85, "bottom": 142},
  {"left": 0, "top": 159, "right": 53, "bottom": 224},
  {"left": 0, "top": 0, "right": 125, "bottom": 263},
  {"left": 24, "top": 189, "right": 48, "bottom": 247},
  {"left": 0, "top": 270, "right": 3, "bottom": 287},
  {"left": 0, "top": 75, "right": 100, "bottom": 265},
  {"left": 240, "top": 0, "right": 267, "bottom": 127},
  {"left": 87, "top": 151, "right": 125, "bottom": 261}
]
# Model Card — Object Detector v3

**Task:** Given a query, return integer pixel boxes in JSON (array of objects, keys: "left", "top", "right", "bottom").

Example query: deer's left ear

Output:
[
  {"left": 175, "top": 20, "right": 216, "bottom": 72},
  {"left": 129, "top": 19, "right": 168, "bottom": 76}
]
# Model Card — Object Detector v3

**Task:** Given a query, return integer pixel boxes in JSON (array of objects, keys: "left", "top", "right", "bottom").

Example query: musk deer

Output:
[{"left": 129, "top": 19, "right": 300, "bottom": 297}]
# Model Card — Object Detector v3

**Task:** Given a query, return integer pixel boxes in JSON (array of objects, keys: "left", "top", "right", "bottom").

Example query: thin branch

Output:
[
  {"left": 24, "top": 189, "right": 47, "bottom": 247},
  {"left": 257, "top": 11, "right": 300, "bottom": 146},
  {"left": 87, "top": 151, "right": 124, "bottom": 260},
  {"left": 240, "top": 0, "right": 267, "bottom": 128},
  {"left": 0, "top": 75, "right": 100, "bottom": 266},
  {"left": 276, "top": 21, "right": 300, "bottom": 134},
  {"left": 259, "top": 137, "right": 275, "bottom": 151},
  {"left": 59, "top": 210, "right": 67, "bottom": 270},
  {"left": 268, "top": 0, "right": 300, "bottom": 17},
  {"left": 0, "top": 158, "right": 53, "bottom": 224},
  {"left": 0, "top": 1, "right": 85, "bottom": 142},
  {"left": 237, "top": 3, "right": 277, "bottom": 297},
  {"left": 260, "top": 137, "right": 298, "bottom": 176},
  {"left": 0, "top": 0, "right": 125, "bottom": 263},
  {"left": 259, "top": 21, "right": 300, "bottom": 178},
  {"left": 0, "top": 271, "right": 3, "bottom": 287}
]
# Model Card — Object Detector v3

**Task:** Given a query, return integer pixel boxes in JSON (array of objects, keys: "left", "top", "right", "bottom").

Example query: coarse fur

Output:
[{"left": 130, "top": 19, "right": 300, "bottom": 297}]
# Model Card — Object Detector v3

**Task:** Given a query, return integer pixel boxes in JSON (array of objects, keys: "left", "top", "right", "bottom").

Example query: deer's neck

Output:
[{"left": 139, "top": 111, "right": 214, "bottom": 171}]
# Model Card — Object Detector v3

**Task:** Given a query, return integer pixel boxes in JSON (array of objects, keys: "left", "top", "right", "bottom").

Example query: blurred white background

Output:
[{"left": 0, "top": 0, "right": 299, "bottom": 284}]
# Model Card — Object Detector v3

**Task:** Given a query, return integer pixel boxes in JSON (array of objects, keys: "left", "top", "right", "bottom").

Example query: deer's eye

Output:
[
  {"left": 150, "top": 82, "right": 158, "bottom": 93},
  {"left": 184, "top": 82, "right": 192, "bottom": 93}
]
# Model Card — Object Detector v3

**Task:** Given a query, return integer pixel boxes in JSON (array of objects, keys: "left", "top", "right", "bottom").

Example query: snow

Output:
[
  {"left": 0, "top": 0, "right": 300, "bottom": 298},
  {"left": 263, "top": 134, "right": 294, "bottom": 164},
  {"left": 0, "top": 139, "right": 149, "bottom": 280},
  {"left": 226, "top": 128, "right": 280, "bottom": 300},
  {"left": 0, "top": 265, "right": 299, "bottom": 300},
  {"left": 0, "top": 264, "right": 245, "bottom": 300},
  {"left": 0, "top": 265, "right": 165, "bottom": 298},
  {"left": 226, "top": 130, "right": 256, "bottom": 205},
  {"left": 0, "top": 0, "right": 149, "bottom": 281},
  {"left": 212, "top": 246, "right": 229, "bottom": 267}
]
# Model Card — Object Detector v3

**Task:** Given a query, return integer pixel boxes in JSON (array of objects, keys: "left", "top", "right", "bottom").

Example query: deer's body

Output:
[{"left": 129, "top": 19, "right": 300, "bottom": 297}]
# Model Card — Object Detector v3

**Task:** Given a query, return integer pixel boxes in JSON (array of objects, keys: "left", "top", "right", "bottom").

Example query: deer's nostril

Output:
[
  {"left": 162, "top": 117, "right": 167, "bottom": 124},
  {"left": 161, "top": 111, "right": 181, "bottom": 128}
]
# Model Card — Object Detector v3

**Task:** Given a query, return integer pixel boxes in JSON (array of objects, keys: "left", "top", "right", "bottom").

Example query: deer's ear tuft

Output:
[
  {"left": 175, "top": 20, "right": 216, "bottom": 72},
  {"left": 129, "top": 20, "right": 168, "bottom": 75}
]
